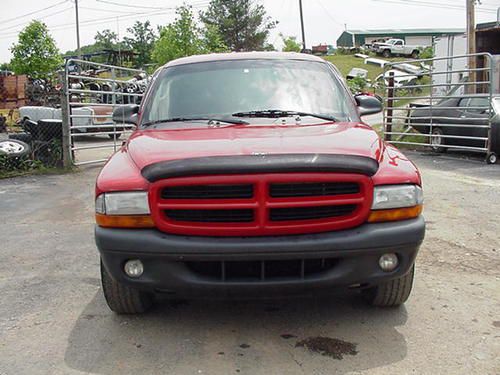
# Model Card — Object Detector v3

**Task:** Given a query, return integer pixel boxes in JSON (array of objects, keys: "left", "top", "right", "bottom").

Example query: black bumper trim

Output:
[
  {"left": 96, "top": 217, "right": 424, "bottom": 296},
  {"left": 141, "top": 154, "right": 379, "bottom": 182}
]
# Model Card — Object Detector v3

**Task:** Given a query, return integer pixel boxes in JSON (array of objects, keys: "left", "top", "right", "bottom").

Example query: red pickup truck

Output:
[{"left": 95, "top": 52, "right": 425, "bottom": 314}]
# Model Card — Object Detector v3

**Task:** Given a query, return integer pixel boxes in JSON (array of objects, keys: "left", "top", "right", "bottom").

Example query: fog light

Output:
[
  {"left": 379, "top": 253, "right": 399, "bottom": 272},
  {"left": 124, "top": 259, "right": 143, "bottom": 278}
]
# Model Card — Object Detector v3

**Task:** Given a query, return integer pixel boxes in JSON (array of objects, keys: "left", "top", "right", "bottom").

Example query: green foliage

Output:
[
  {"left": 346, "top": 76, "right": 368, "bottom": 94},
  {"left": 152, "top": 6, "right": 204, "bottom": 65},
  {"left": 0, "top": 62, "right": 11, "bottom": 71},
  {"left": 94, "top": 29, "right": 120, "bottom": 50},
  {"left": 202, "top": 24, "right": 229, "bottom": 54},
  {"left": 280, "top": 34, "right": 301, "bottom": 52},
  {"left": 419, "top": 46, "right": 434, "bottom": 60},
  {"left": 123, "top": 21, "right": 157, "bottom": 68},
  {"left": 10, "top": 21, "right": 63, "bottom": 79},
  {"left": 200, "top": 0, "right": 277, "bottom": 51},
  {"left": 152, "top": 5, "right": 229, "bottom": 65}
]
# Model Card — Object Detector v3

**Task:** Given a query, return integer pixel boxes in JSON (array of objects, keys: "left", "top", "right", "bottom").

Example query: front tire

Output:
[
  {"left": 100, "top": 261, "right": 153, "bottom": 314},
  {"left": 382, "top": 49, "right": 391, "bottom": 58},
  {"left": 363, "top": 265, "right": 415, "bottom": 307}
]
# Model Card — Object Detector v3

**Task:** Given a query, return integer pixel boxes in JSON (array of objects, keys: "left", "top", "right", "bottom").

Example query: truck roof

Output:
[{"left": 163, "top": 52, "right": 326, "bottom": 68}]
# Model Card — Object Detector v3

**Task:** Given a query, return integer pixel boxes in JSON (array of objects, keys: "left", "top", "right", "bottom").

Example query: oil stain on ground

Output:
[{"left": 295, "top": 336, "right": 358, "bottom": 360}]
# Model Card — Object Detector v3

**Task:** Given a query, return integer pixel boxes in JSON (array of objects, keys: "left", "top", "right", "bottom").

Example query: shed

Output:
[{"left": 336, "top": 28, "right": 465, "bottom": 48}]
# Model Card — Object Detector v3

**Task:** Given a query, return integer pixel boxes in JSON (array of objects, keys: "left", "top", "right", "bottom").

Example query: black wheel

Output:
[
  {"left": 430, "top": 127, "right": 446, "bottom": 153},
  {"left": 9, "top": 132, "right": 33, "bottom": 144},
  {"left": 486, "top": 152, "right": 498, "bottom": 164},
  {"left": 0, "top": 139, "right": 31, "bottom": 158},
  {"left": 363, "top": 265, "right": 415, "bottom": 307},
  {"left": 382, "top": 49, "right": 391, "bottom": 58},
  {"left": 411, "top": 50, "right": 419, "bottom": 59},
  {"left": 108, "top": 133, "right": 121, "bottom": 140},
  {"left": 100, "top": 261, "right": 153, "bottom": 314}
]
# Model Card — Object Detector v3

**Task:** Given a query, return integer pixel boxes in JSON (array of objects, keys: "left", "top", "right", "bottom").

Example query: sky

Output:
[{"left": 0, "top": 0, "right": 499, "bottom": 63}]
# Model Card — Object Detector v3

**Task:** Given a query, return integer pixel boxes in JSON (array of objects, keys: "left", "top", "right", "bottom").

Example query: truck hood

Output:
[{"left": 126, "top": 122, "right": 384, "bottom": 170}]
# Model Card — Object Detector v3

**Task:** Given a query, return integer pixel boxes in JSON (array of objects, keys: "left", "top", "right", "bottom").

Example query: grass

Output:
[
  {"left": 324, "top": 54, "right": 407, "bottom": 79},
  {"left": 0, "top": 165, "right": 75, "bottom": 180}
]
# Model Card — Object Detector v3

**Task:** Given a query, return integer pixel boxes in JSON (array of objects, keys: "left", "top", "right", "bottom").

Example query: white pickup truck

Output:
[{"left": 373, "top": 39, "right": 423, "bottom": 59}]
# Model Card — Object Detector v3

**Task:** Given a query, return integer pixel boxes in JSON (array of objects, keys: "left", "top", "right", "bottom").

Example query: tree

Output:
[
  {"left": 152, "top": 5, "right": 226, "bottom": 65},
  {"left": 10, "top": 21, "right": 62, "bottom": 78},
  {"left": 94, "top": 29, "right": 119, "bottom": 50},
  {"left": 123, "top": 21, "right": 157, "bottom": 68},
  {"left": 280, "top": 34, "right": 301, "bottom": 52},
  {"left": 200, "top": 0, "right": 277, "bottom": 51}
]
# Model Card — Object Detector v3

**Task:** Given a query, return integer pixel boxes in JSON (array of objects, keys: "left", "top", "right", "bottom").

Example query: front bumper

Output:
[{"left": 96, "top": 217, "right": 425, "bottom": 297}]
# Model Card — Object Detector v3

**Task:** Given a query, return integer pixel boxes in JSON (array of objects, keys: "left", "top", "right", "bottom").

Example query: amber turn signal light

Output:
[
  {"left": 95, "top": 214, "right": 155, "bottom": 228},
  {"left": 368, "top": 205, "right": 423, "bottom": 223}
]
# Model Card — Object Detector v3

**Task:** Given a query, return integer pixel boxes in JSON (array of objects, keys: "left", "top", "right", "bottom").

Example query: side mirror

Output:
[
  {"left": 112, "top": 104, "right": 140, "bottom": 125},
  {"left": 355, "top": 95, "right": 383, "bottom": 116}
]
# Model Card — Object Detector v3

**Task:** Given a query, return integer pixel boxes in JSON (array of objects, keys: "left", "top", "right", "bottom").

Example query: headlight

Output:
[
  {"left": 96, "top": 192, "right": 150, "bottom": 215},
  {"left": 95, "top": 192, "right": 154, "bottom": 228},
  {"left": 368, "top": 185, "right": 423, "bottom": 223},
  {"left": 372, "top": 185, "right": 423, "bottom": 210}
]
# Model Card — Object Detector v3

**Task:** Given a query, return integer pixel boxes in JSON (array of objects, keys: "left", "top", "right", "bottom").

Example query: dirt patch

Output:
[
  {"left": 280, "top": 333, "right": 297, "bottom": 340},
  {"left": 296, "top": 337, "right": 358, "bottom": 360},
  {"left": 493, "top": 321, "right": 500, "bottom": 328}
]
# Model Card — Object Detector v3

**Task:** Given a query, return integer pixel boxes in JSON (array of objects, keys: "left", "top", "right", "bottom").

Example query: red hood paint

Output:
[
  {"left": 96, "top": 121, "right": 422, "bottom": 194},
  {"left": 126, "top": 122, "right": 384, "bottom": 170}
]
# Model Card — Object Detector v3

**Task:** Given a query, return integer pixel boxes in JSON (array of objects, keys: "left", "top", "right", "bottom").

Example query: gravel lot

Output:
[{"left": 0, "top": 151, "right": 499, "bottom": 375}]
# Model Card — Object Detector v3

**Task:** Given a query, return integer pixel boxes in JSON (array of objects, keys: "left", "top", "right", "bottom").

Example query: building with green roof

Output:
[{"left": 336, "top": 28, "right": 465, "bottom": 48}]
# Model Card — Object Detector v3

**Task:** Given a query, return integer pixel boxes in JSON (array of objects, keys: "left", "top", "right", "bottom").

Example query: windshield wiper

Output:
[
  {"left": 142, "top": 117, "right": 249, "bottom": 127},
  {"left": 232, "top": 110, "right": 337, "bottom": 122}
]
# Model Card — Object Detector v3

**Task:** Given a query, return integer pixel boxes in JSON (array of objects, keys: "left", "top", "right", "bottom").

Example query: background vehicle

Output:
[
  {"left": 408, "top": 94, "right": 499, "bottom": 163},
  {"left": 95, "top": 52, "right": 425, "bottom": 314},
  {"left": 19, "top": 105, "right": 123, "bottom": 139},
  {"left": 373, "top": 39, "right": 423, "bottom": 58}
]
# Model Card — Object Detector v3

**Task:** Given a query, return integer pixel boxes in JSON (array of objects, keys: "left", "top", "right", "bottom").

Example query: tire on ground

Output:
[
  {"left": 363, "top": 265, "right": 415, "bottom": 307},
  {"left": 100, "top": 260, "right": 153, "bottom": 314},
  {"left": 9, "top": 132, "right": 33, "bottom": 144},
  {"left": 0, "top": 139, "right": 31, "bottom": 158}
]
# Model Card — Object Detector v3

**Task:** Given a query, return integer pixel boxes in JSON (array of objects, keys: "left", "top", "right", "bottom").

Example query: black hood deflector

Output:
[{"left": 141, "top": 154, "right": 379, "bottom": 182}]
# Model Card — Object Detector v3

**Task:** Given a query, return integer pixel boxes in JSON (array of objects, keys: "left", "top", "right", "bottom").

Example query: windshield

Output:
[{"left": 141, "top": 59, "right": 357, "bottom": 125}]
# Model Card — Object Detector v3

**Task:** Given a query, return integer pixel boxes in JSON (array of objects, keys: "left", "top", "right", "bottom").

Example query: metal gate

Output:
[
  {"left": 382, "top": 53, "right": 497, "bottom": 163},
  {"left": 62, "top": 59, "right": 149, "bottom": 166}
]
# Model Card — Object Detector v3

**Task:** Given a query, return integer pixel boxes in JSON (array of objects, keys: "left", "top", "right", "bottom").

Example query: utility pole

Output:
[
  {"left": 299, "top": 0, "right": 306, "bottom": 52},
  {"left": 75, "top": 0, "right": 81, "bottom": 59},
  {"left": 466, "top": 0, "right": 476, "bottom": 92}
]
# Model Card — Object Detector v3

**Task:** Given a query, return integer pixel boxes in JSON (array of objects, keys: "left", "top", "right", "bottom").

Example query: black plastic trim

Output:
[{"left": 141, "top": 154, "right": 379, "bottom": 182}]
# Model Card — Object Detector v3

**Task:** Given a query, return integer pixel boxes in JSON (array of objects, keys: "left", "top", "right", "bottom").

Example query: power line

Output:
[
  {"left": 95, "top": 0, "right": 166, "bottom": 10},
  {"left": 0, "top": 0, "right": 68, "bottom": 25},
  {"left": 0, "top": 2, "right": 210, "bottom": 38},
  {"left": 0, "top": 6, "right": 73, "bottom": 33},
  {"left": 314, "top": 0, "right": 344, "bottom": 27},
  {"left": 370, "top": 0, "right": 498, "bottom": 13}
]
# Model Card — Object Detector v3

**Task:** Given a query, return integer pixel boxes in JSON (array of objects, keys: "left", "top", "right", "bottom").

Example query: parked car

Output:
[
  {"left": 408, "top": 94, "right": 499, "bottom": 163},
  {"left": 18, "top": 105, "right": 124, "bottom": 139},
  {"left": 375, "top": 69, "right": 419, "bottom": 89},
  {"left": 95, "top": 52, "right": 425, "bottom": 314},
  {"left": 373, "top": 38, "right": 424, "bottom": 59}
]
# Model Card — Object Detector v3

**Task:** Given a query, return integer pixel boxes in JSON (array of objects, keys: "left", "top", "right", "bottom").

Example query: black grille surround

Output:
[
  {"left": 162, "top": 184, "right": 253, "bottom": 199},
  {"left": 270, "top": 182, "right": 360, "bottom": 198},
  {"left": 165, "top": 209, "right": 254, "bottom": 223}
]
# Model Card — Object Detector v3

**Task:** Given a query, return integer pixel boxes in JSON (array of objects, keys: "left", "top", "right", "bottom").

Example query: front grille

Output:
[
  {"left": 162, "top": 184, "right": 253, "bottom": 199},
  {"left": 165, "top": 209, "right": 254, "bottom": 223},
  {"left": 270, "top": 182, "right": 360, "bottom": 197},
  {"left": 270, "top": 205, "right": 356, "bottom": 221},
  {"left": 150, "top": 173, "right": 372, "bottom": 236},
  {"left": 185, "top": 258, "right": 338, "bottom": 282}
]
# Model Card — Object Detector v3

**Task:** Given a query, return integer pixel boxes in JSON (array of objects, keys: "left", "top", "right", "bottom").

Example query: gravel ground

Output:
[{"left": 0, "top": 151, "right": 499, "bottom": 375}]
